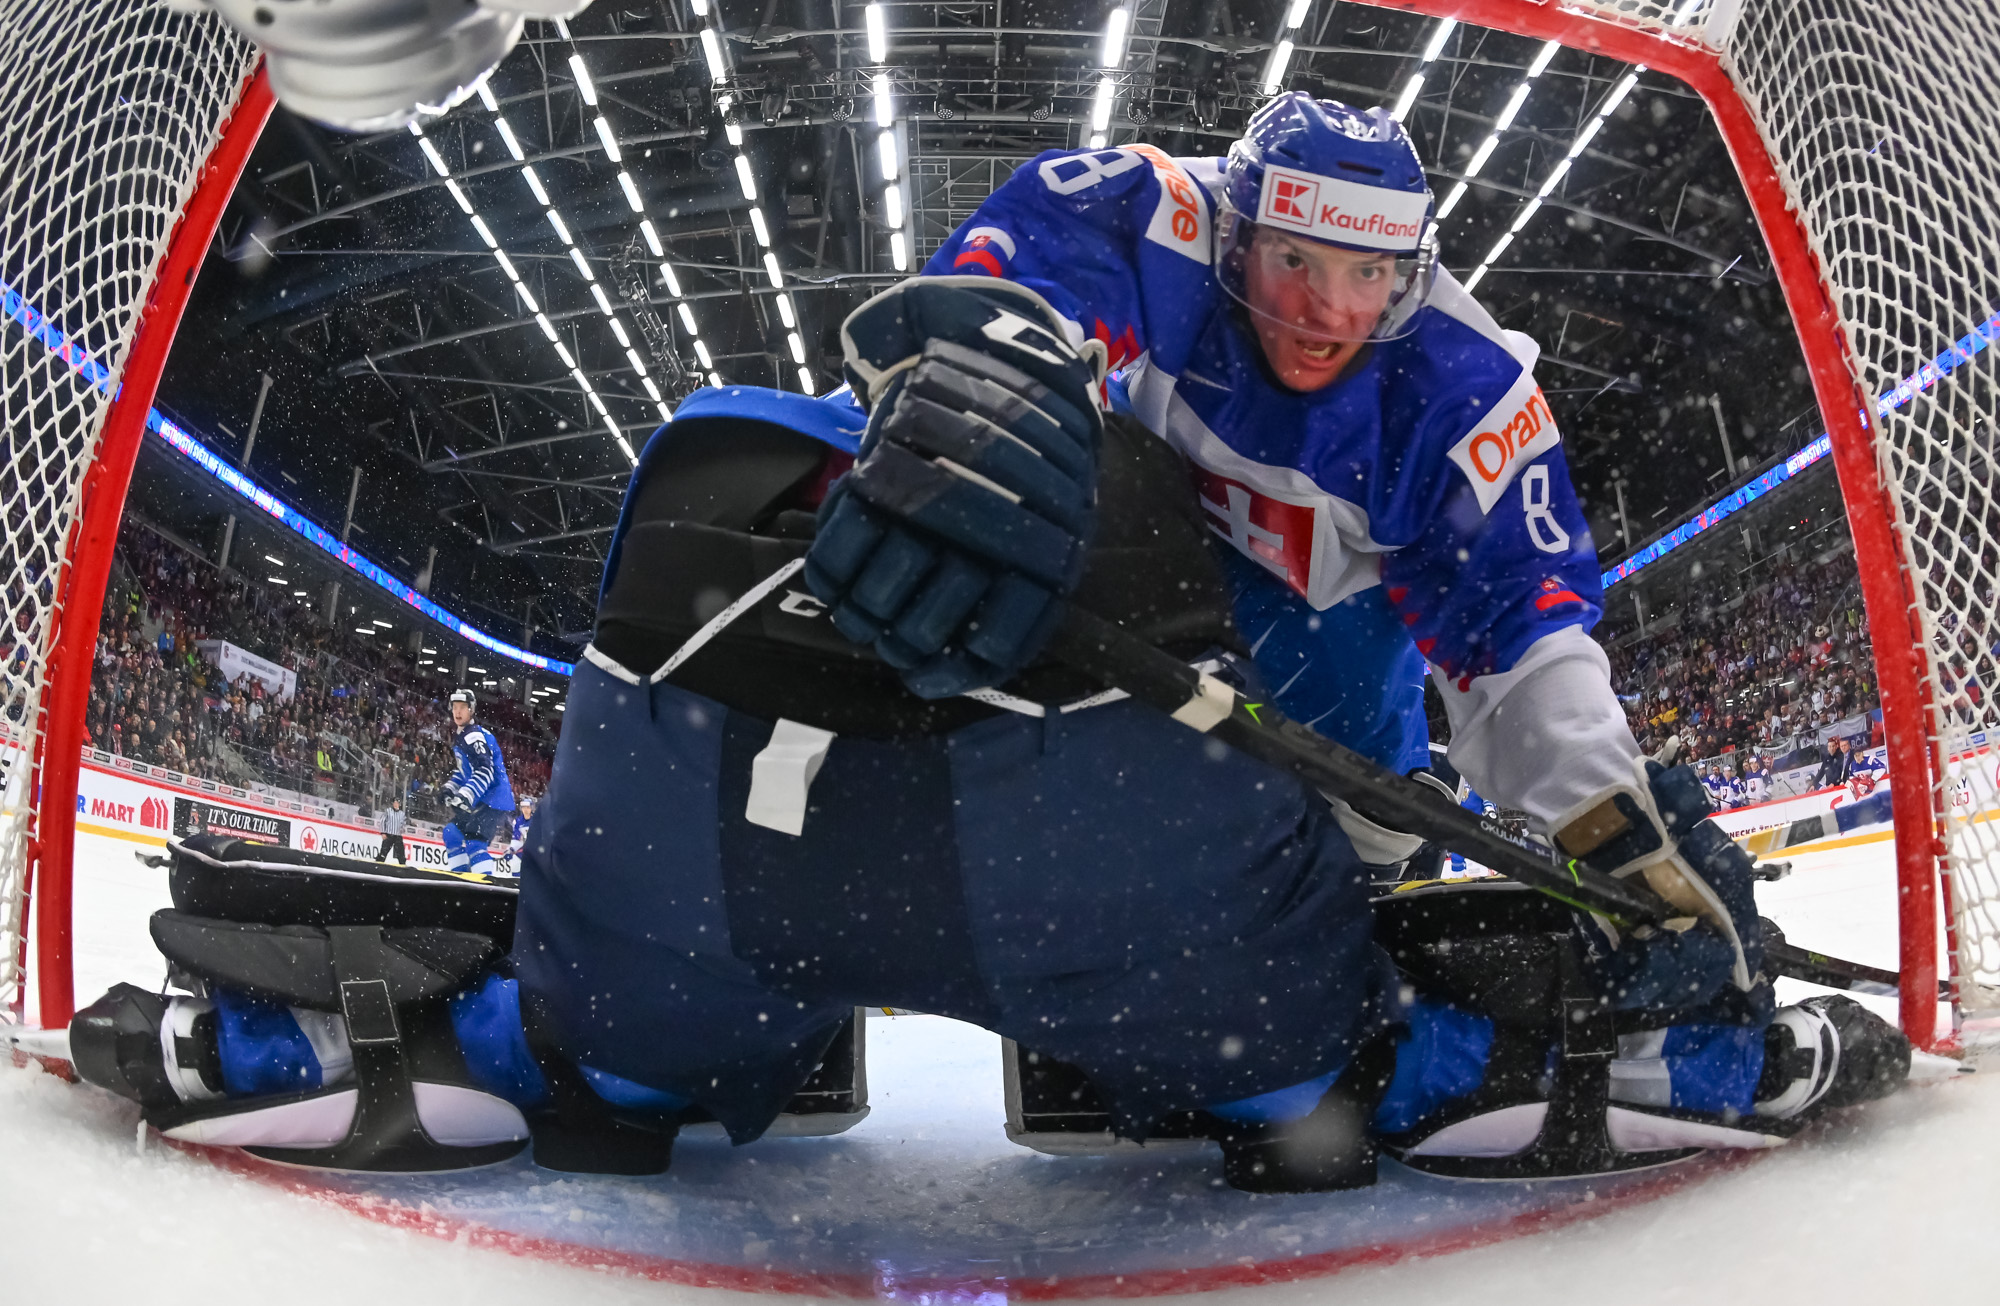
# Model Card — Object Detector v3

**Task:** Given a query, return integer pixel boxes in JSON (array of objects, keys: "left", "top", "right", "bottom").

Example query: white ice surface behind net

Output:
[{"left": 1, "top": 829, "right": 1995, "bottom": 1305}]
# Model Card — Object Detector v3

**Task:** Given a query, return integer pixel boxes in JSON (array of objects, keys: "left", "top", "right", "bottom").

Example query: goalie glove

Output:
[
  {"left": 804, "top": 277, "right": 1108, "bottom": 698},
  {"left": 1554, "top": 758, "right": 1766, "bottom": 1014}
]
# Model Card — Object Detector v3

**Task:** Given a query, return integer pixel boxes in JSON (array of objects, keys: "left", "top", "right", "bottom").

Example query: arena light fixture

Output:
[
  {"left": 494, "top": 118, "right": 524, "bottom": 160},
  {"left": 1433, "top": 37, "right": 1566, "bottom": 221},
  {"left": 700, "top": 27, "right": 726, "bottom": 83},
  {"left": 409, "top": 119, "right": 643, "bottom": 463},
  {"left": 591, "top": 115, "right": 621, "bottom": 162},
  {"left": 1262, "top": 39, "right": 1294, "bottom": 93},
  {"left": 1462, "top": 66, "right": 1646, "bottom": 287},
  {"left": 1101, "top": 6, "right": 1131, "bottom": 67},
  {"left": 567, "top": 53, "right": 597, "bottom": 105},
  {"left": 864, "top": 3, "right": 888, "bottom": 63}
]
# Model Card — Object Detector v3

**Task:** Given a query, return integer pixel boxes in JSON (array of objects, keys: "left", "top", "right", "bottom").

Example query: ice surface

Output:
[{"left": 1, "top": 830, "right": 1994, "bottom": 1304}]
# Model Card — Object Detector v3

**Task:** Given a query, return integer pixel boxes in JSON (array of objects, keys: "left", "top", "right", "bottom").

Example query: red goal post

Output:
[
  {"left": 0, "top": 1, "right": 270, "bottom": 1033},
  {"left": 1349, "top": 0, "right": 1992, "bottom": 1051}
]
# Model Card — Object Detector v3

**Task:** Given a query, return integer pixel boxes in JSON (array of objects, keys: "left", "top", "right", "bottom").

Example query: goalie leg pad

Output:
[{"left": 82, "top": 912, "right": 527, "bottom": 1171}]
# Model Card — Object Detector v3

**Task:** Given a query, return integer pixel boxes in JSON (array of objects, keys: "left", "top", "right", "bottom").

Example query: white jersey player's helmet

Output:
[
  {"left": 165, "top": 0, "right": 595, "bottom": 132},
  {"left": 1217, "top": 93, "right": 1440, "bottom": 344}
]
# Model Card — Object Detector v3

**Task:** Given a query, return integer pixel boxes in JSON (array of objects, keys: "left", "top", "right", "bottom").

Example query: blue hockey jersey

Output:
[
  {"left": 926, "top": 145, "right": 1600, "bottom": 688},
  {"left": 450, "top": 721, "right": 516, "bottom": 813}
]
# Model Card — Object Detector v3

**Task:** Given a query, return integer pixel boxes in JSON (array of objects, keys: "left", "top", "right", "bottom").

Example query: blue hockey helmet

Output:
[{"left": 1218, "top": 93, "right": 1439, "bottom": 343}]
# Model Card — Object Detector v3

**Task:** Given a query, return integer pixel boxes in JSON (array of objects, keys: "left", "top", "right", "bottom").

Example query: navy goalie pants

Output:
[{"left": 511, "top": 659, "right": 1394, "bottom": 1143}]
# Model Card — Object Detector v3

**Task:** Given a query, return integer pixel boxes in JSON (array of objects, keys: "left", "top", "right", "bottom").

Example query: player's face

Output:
[
  {"left": 1242, "top": 229, "right": 1396, "bottom": 391},
  {"left": 451, "top": 701, "right": 471, "bottom": 727}
]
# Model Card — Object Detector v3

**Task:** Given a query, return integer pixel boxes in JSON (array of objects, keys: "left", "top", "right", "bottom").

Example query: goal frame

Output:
[
  {"left": 12, "top": 68, "right": 275, "bottom": 1033},
  {"left": 9, "top": 3, "right": 1959, "bottom": 1054},
  {"left": 1346, "top": 0, "right": 1944, "bottom": 1046}
]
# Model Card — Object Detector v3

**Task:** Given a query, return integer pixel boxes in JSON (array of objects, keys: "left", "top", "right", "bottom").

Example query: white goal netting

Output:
[
  {"left": 0, "top": 0, "right": 256, "bottom": 1016},
  {"left": 1724, "top": 1, "right": 2000, "bottom": 1017}
]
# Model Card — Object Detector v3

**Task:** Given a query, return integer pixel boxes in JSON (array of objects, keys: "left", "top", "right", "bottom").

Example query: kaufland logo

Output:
[
  {"left": 1261, "top": 170, "right": 1319, "bottom": 228},
  {"left": 1257, "top": 168, "right": 1429, "bottom": 251},
  {"left": 139, "top": 797, "right": 168, "bottom": 830}
]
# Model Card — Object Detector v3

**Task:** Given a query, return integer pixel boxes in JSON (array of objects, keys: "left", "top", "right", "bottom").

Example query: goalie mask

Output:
[{"left": 1218, "top": 93, "right": 1439, "bottom": 346}]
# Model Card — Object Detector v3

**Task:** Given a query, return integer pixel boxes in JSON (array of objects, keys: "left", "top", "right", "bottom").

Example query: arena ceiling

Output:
[{"left": 153, "top": 0, "right": 1822, "bottom": 660}]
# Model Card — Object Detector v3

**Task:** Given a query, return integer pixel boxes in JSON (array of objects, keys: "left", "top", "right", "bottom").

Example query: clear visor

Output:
[{"left": 1215, "top": 207, "right": 1438, "bottom": 344}]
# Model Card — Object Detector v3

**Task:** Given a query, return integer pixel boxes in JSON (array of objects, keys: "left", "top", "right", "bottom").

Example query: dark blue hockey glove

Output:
[
  {"left": 1561, "top": 760, "right": 1772, "bottom": 1021},
  {"left": 805, "top": 278, "right": 1106, "bottom": 698},
  {"left": 444, "top": 787, "right": 473, "bottom": 817}
]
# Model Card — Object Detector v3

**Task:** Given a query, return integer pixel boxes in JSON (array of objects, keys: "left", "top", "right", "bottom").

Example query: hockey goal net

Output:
[
  {"left": 0, "top": 0, "right": 264, "bottom": 1029},
  {"left": 0, "top": 0, "right": 1994, "bottom": 1055}
]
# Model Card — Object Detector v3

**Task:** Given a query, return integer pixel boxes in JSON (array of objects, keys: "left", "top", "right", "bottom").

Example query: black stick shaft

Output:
[
  {"left": 1763, "top": 939, "right": 1946, "bottom": 999},
  {"left": 1046, "top": 607, "right": 1940, "bottom": 1001},
  {"left": 1047, "top": 606, "right": 1674, "bottom": 929}
]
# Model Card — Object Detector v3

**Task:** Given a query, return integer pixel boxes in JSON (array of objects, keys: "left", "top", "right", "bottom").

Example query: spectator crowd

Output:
[
  {"left": 71, "top": 521, "right": 556, "bottom": 820},
  {"left": 1601, "top": 547, "right": 1881, "bottom": 806}
]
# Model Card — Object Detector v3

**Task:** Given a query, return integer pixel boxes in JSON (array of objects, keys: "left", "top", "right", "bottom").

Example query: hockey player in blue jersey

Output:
[
  {"left": 440, "top": 688, "right": 516, "bottom": 877},
  {"left": 65, "top": 98, "right": 1913, "bottom": 1191}
]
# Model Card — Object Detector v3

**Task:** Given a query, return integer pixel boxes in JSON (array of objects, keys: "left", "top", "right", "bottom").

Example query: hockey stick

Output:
[
  {"left": 1047, "top": 607, "right": 1942, "bottom": 995},
  {"left": 1762, "top": 935, "right": 1951, "bottom": 1000},
  {"left": 1045, "top": 606, "right": 1676, "bottom": 930}
]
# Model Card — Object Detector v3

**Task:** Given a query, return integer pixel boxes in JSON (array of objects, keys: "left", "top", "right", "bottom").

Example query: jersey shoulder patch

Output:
[
  {"left": 1445, "top": 369, "right": 1560, "bottom": 513},
  {"left": 1124, "top": 144, "right": 1212, "bottom": 265}
]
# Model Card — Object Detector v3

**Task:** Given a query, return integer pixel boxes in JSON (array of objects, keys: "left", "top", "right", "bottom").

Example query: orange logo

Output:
[
  {"left": 1446, "top": 375, "right": 1563, "bottom": 514},
  {"left": 1125, "top": 143, "right": 1206, "bottom": 247},
  {"left": 1466, "top": 389, "right": 1554, "bottom": 483}
]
